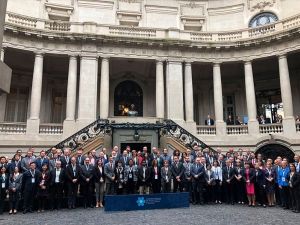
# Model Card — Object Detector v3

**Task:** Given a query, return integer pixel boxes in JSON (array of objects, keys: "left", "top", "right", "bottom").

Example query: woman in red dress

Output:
[{"left": 244, "top": 162, "right": 255, "bottom": 206}]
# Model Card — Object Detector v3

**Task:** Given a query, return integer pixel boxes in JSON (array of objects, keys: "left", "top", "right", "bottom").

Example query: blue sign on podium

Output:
[{"left": 104, "top": 192, "right": 190, "bottom": 212}]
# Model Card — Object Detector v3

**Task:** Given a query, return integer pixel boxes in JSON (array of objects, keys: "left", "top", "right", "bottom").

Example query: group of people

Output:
[{"left": 0, "top": 146, "right": 299, "bottom": 215}]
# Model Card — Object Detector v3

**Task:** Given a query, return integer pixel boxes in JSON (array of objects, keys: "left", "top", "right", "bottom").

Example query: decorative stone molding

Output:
[
  {"left": 248, "top": 0, "right": 276, "bottom": 12},
  {"left": 77, "top": 0, "right": 114, "bottom": 9},
  {"left": 117, "top": 0, "right": 142, "bottom": 26},
  {"left": 45, "top": 0, "right": 74, "bottom": 21},
  {"left": 180, "top": 2, "right": 205, "bottom": 31},
  {"left": 208, "top": 4, "right": 244, "bottom": 16}
]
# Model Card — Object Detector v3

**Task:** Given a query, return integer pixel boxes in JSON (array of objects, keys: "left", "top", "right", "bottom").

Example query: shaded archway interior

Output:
[
  {"left": 256, "top": 143, "right": 295, "bottom": 162},
  {"left": 114, "top": 80, "right": 143, "bottom": 116}
]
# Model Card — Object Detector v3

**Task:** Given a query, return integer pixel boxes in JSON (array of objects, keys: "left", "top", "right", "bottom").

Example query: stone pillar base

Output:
[
  {"left": 26, "top": 119, "right": 40, "bottom": 135},
  {"left": 248, "top": 120, "right": 259, "bottom": 135},
  {"left": 282, "top": 117, "right": 296, "bottom": 137},
  {"left": 63, "top": 120, "right": 77, "bottom": 138},
  {"left": 215, "top": 121, "right": 226, "bottom": 136}
]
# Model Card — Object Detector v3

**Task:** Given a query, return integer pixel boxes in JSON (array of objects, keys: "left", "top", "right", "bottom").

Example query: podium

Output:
[{"left": 104, "top": 192, "right": 189, "bottom": 212}]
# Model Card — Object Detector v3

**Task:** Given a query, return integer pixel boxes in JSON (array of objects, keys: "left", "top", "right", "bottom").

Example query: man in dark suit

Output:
[
  {"left": 8, "top": 154, "right": 22, "bottom": 174},
  {"left": 35, "top": 150, "right": 49, "bottom": 171},
  {"left": 161, "top": 160, "right": 172, "bottom": 193},
  {"left": 183, "top": 156, "right": 193, "bottom": 201},
  {"left": 76, "top": 148, "right": 86, "bottom": 166},
  {"left": 49, "top": 160, "right": 65, "bottom": 210},
  {"left": 205, "top": 114, "right": 215, "bottom": 126},
  {"left": 137, "top": 160, "right": 151, "bottom": 194},
  {"left": 80, "top": 158, "right": 94, "bottom": 208},
  {"left": 119, "top": 150, "right": 131, "bottom": 167},
  {"left": 222, "top": 159, "right": 235, "bottom": 204},
  {"left": 191, "top": 157, "right": 205, "bottom": 205},
  {"left": 65, "top": 156, "right": 81, "bottom": 209},
  {"left": 171, "top": 156, "right": 184, "bottom": 192},
  {"left": 60, "top": 148, "right": 71, "bottom": 169},
  {"left": 104, "top": 156, "right": 115, "bottom": 195},
  {"left": 22, "top": 162, "right": 41, "bottom": 213}
]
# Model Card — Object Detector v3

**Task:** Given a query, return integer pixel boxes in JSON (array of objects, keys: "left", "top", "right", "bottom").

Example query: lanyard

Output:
[{"left": 29, "top": 170, "right": 35, "bottom": 177}]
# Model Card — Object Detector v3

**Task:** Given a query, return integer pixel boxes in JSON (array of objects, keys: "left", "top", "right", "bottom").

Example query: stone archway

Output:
[
  {"left": 114, "top": 80, "right": 143, "bottom": 116},
  {"left": 255, "top": 143, "right": 295, "bottom": 162}
]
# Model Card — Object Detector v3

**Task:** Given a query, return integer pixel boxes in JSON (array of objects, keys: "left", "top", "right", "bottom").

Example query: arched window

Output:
[{"left": 249, "top": 12, "right": 278, "bottom": 28}]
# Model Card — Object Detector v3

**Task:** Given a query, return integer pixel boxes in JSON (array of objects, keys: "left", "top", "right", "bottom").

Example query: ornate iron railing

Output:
[{"left": 47, "top": 119, "right": 215, "bottom": 154}]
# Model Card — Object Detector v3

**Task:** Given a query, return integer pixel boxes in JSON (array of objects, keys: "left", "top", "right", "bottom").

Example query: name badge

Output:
[
  {"left": 31, "top": 178, "right": 35, "bottom": 184},
  {"left": 120, "top": 174, "right": 123, "bottom": 179},
  {"left": 128, "top": 174, "right": 133, "bottom": 179},
  {"left": 1, "top": 182, "right": 5, "bottom": 188},
  {"left": 282, "top": 177, "right": 286, "bottom": 182},
  {"left": 155, "top": 175, "right": 158, "bottom": 180},
  {"left": 73, "top": 172, "right": 76, "bottom": 177},
  {"left": 100, "top": 177, "right": 104, "bottom": 182}
]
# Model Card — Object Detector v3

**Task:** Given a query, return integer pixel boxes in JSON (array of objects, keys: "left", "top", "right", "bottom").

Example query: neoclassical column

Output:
[
  {"left": 77, "top": 55, "right": 98, "bottom": 128},
  {"left": 0, "top": 48, "right": 5, "bottom": 61},
  {"left": 26, "top": 52, "right": 44, "bottom": 134},
  {"left": 278, "top": 54, "right": 296, "bottom": 136},
  {"left": 156, "top": 60, "right": 164, "bottom": 119},
  {"left": 29, "top": 52, "right": 44, "bottom": 120},
  {"left": 184, "top": 61, "right": 194, "bottom": 122},
  {"left": 278, "top": 55, "right": 294, "bottom": 118},
  {"left": 213, "top": 63, "right": 226, "bottom": 135},
  {"left": 99, "top": 57, "right": 110, "bottom": 119},
  {"left": 244, "top": 60, "right": 259, "bottom": 134},
  {"left": 65, "top": 55, "right": 77, "bottom": 121},
  {"left": 166, "top": 60, "right": 184, "bottom": 121}
]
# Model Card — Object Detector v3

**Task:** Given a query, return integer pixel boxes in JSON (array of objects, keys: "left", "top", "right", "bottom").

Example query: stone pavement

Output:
[{"left": 0, "top": 204, "right": 298, "bottom": 225}]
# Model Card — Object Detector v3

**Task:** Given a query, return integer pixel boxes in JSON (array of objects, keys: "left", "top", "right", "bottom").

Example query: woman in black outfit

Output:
[
  {"left": 37, "top": 164, "right": 50, "bottom": 212},
  {"left": 150, "top": 159, "right": 161, "bottom": 193},
  {"left": 289, "top": 163, "right": 300, "bottom": 213}
]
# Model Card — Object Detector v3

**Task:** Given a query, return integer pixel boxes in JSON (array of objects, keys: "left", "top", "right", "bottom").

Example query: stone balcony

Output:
[{"left": 4, "top": 11, "right": 300, "bottom": 49}]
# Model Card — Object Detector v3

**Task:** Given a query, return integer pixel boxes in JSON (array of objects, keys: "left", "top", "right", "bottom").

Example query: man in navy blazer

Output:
[
  {"left": 35, "top": 150, "right": 49, "bottom": 171},
  {"left": 191, "top": 157, "right": 205, "bottom": 205}
]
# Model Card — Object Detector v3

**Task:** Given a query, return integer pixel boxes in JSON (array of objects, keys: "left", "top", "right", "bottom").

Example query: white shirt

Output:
[
  {"left": 212, "top": 166, "right": 222, "bottom": 181},
  {"left": 55, "top": 169, "right": 61, "bottom": 183}
]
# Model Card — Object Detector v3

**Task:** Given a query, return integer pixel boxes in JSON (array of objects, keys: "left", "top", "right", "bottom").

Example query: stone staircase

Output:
[{"left": 47, "top": 119, "right": 215, "bottom": 154}]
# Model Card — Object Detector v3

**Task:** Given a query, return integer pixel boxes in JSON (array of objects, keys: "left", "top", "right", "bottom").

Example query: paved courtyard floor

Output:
[{"left": 0, "top": 204, "right": 298, "bottom": 225}]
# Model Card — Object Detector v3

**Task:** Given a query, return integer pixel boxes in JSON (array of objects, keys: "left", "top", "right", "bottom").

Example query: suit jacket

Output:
[
  {"left": 234, "top": 167, "right": 245, "bottom": 182},
  {"left": 243, "top": 168, "right": 256, "bottom": 183},
  {"left": 76, "top": 155, "right": 86, "bottom": 166},
  {"left": 35, "top": 157, "right": 50, "bottom": 171},
  {"left": 183, "top": 162, "right": 193, "bottom": 180},
  {"left": 49, "top": 168, "right": 65, "bottom": 185},
  {"left": 0, "top": 173, "right": 9, "bottom": 194},
  {"left": 191, "top": 163, "right": 205, "bottom": 182},
  {"left": 21, "top": 169, "right": 41, "bottom": 193},
  {"left": 161, "top": 166, "right": 172, "bottom": 183},
  {"left": 115, "top": 166, "right": 125, "bottom": 184},
  {"left": 119, "top": 156, "right": 131, "bottom": 167},
  {"left": 8, "top": 173, "right": 23, "bottom": 191},
  {"left": 137, "top": 166, "right": 151, "bottom": 186},
  {"left": 60, "top": 156, "right": 71, "bottom": 169},
  {"left": 93, "top": 166, "right": 105, "bottom": 183},
  {"left": 150, "top": 166, "right": 161, "bottom": 182},
  {"left": 222, "top": 166, "right": 235, "bottom": 182},
  {"left": 171, "top": 162, "right": 184, "bottom": 179},
  {"left": 21, "top": 156, "right": 36, "bottom": 172},
  {"left": 104, "top": 162, "right": 115, "bottom": 183},
  {"left": 160, "top": 155, "right": 172, "bottom": 165},
  {"left": 205, "top": 119, "right": 214, "bottom": 126},
  {"left": 80, "top": 164, "right": 94, "bottom": 183},
  {"left": 8, "top": 160, "right": 22, "bottom": 174},
  {"left": 65, "top": 164, "right": 81, "bottom": 183},
  {"left": 290, "top": 172, "right": 300, "bottom": 189},
  {"left": 205, "top": 170, "right": 216, "bottom": 184},
  {"left": 254, "top": 169, "right": 266, "bottom": 186},
  {"left": 124, "top": 165, "right": 138, "bottom": 182}
]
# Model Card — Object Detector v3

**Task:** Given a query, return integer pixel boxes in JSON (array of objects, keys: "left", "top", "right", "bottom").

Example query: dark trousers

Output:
[
  {"left": 106, "top": 182, "right": 115, "bottom": 195},
  {"left": 9, "top": 191, "right": 20, "bottom": 211},
  {"left": 38, "top": 196, "right": 47, "bottom": 210},
  {"left": 234, "top": 181, "right": 245, "bottom": 203},
  {"left": 224, "top": 181, "right": 234, "bottom": 204},
  {"left": 67, "top": 182, "right": 78, "bottom": 208},
  {"left": 0, "top": 189, "right": 6, "bottom": 214},
  {"left": 173, "top": 179, "right": 183, "bottom": 192},
  {"left": 50, "top": 183, "right": 63, "bottom": 209},
  {"left": 23, "top": 190, "right": 35, "bottom": 211},
  {"left": 162, "top": 181, "right": 171, "bottom": 193},
  {"left": 255, "top": 184, "right": 266, "bottom": 206},
  {"left": 192, "top": 181, "right": 204, "bottom": 204},
  {"left": 289, "top": 187, "right": 298, "bottom": 210},
  {"left": 275, "top": 183, "right": 281, "bottom": 205},
  {"left": 151, "top": 179, "right": 161, "bottom": 193},
  {"left": 213, "top": 180, "right": 222, "bottom": 202},
  {"left": 81, "top": 182, "right": 93, "bottom": 207},
  {"left": 205, "top": 184, "right": 213, "bottom": 203},
  {"left": 126, "top": 180, "right": 136, "bottom": 194},
  {"left": 184, "top": 180, "right": 193, "bottom": 201},
  {"left": 280, "top": 186, "right": 290, "bottom": 208}
]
